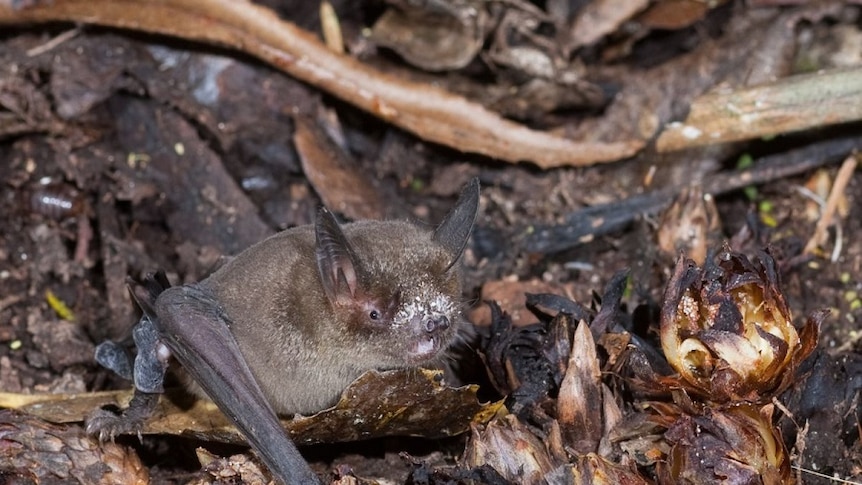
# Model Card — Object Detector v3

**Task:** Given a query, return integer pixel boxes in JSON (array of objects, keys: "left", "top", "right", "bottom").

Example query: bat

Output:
[{"left": 87, "top": 178, "right": 480, "bottom": 484}]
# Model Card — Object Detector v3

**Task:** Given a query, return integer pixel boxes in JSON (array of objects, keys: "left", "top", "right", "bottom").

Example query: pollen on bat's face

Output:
[
  {"left": 394, "top": 293, "right": 457, "bottom": 329},
  {"left": 393, "top": 280, "right": 458, "bottom": 329},
  {"left": 390, "top": 279, "right": 460, "bottom": 365}
]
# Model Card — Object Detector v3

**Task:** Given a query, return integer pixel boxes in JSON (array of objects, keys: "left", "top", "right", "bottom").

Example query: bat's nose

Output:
[{"left": 423, "top": 315, "right": 450, "bottom": 333}]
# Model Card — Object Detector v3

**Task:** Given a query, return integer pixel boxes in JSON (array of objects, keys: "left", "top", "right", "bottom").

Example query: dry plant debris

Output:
[
  {"left": 470, "top": 249, "right": 823, "bottom": 484},
  {"left": 0, "top": 0, "right": 643, "bottom": 168},
  {"left": 0, "top": 409, "right": 148, "bottom": 484},
  {"left": 660, "top": 248, "right": 820, "bottom": 404},
  {"left": 0, "top": 0, "right": 860, "bottom": 483},
  {"left": 0, "top": 368, "right": 501, "bottom": 446},
  {"left": 656, "top": 67, "right": 862, "bottom": 151}
]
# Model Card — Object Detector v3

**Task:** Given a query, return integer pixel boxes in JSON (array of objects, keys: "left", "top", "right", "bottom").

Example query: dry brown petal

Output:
[
  {"left": 609, "top": 402, "right": 680, "bottom": 467},
  {"left": 656, "top": 186, "right": 721, "bottom": 265},
  {"left": 549, "top": 453, "right": 651, "bottom": 485}
]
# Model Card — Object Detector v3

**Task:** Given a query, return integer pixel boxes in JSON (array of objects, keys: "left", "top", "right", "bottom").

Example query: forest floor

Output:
[{"left": 1, "top": 1, "right": 861, "bottom": 484}]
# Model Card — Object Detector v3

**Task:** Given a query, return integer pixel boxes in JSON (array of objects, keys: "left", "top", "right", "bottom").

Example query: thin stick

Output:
[
  {"left": 803, "top": 154, "right": 857, "bottom": 256},
  {"left": 25, "top": 26, "right": 80, "bottom": 57}
]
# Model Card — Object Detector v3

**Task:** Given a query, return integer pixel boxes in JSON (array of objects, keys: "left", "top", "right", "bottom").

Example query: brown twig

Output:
[
  {"left": 0, "top": 0, "right": 644, "bottom": 168},
  {"left": 24, "top": 26, "right": 80, "bottom": 56},
  {"left": 803, "top": 154, "right": 857, "bottom": 258}
]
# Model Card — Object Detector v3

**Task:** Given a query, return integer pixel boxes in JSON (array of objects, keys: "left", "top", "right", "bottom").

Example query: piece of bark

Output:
[{"left": 0, "top": 409, "right": 148, "bottom": 485}]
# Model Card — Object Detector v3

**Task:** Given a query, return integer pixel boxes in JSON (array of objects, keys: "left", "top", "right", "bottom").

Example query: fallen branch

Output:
[
  {"left": 0, "top": 0, "right": 644, "bottom": 168},
  {"left": 803, "top": 154, "right": 857, "bottom": 258},
  {"left": 656, "top": 67, "right": 862, "bottom": 152}
]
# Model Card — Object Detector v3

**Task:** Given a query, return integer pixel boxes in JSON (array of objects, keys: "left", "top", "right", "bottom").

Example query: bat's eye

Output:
[{"left": 369, "top": 310, "right": 380, "bottom": 320}]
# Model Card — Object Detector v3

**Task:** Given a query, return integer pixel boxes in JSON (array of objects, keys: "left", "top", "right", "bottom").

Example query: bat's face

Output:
[
  {"left": 327, "top": 227, "right": 464, "bottom": 369},
  {"left": 394, "top": 276, "right": 461, "bottom": 365},
  {"left": 314, "top": 178, "right": 479, "bottom": 372}
]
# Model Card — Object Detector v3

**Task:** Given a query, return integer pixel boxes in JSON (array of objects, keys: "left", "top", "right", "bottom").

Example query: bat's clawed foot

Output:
[
  {"left": 85, "top": 390, "right": 160, "bottom": 442},
  {"left": 85, "top": 407, "right": 141, "bottom": 441}
]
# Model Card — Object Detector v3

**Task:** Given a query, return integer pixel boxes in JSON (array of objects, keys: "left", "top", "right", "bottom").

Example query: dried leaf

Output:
[
  {"left": 293, "top": 116, "right": 387, "bottom": 220},
  {"left": 637, "top": 0, "right": 726, "bottom": 30},
  {"left": 370, "top": 1, "right": 487, "bottom": 71},
  {"left": 566, "top": 0, "right": 649, "bottom": 49},
  {"left": 0, "top": 368, "right": 500, "bottom": 446},
  {"left": 188, "top": 448, "right": 272, "bottom": 485}
]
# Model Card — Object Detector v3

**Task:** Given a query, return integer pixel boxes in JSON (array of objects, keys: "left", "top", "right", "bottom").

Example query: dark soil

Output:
[{"left": 1, "top": 1, "right": 861, "bottom": 484}]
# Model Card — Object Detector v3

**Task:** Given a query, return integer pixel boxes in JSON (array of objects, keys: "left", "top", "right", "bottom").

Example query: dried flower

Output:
[
  {"left": 657, "top": 404, "right": 789, "bottom": 485},
  {"left": 550, "top": 453, "right": 652, "bottom": 485},
  {"left": 463, "top": 414, "right": 564, "bottom": 485},
  {"left": 660, "top": 247, "right": 820, "bottom": 402}
]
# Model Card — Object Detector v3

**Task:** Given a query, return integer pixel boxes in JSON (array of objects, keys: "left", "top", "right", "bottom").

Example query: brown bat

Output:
[{"left": 87, "top": 179, "right": 480, "bottom": 484}]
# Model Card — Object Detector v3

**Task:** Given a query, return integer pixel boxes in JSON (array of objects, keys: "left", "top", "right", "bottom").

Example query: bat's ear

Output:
[
  {"left": 315, "top": 208, "right": 359, "bottom": 305},
  {"left": 433, "top": 177, "right": 480, "bottom": 271}
]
